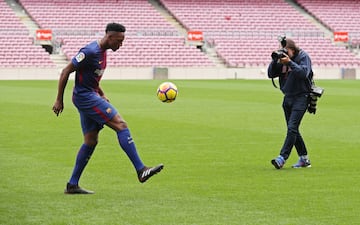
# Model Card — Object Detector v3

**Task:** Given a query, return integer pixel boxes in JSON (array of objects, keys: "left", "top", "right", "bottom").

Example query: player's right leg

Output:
[
  {"left": 107, "top": 113, "right": 164, "bottom": 183},
  {"left": 74, "top": 94, "right": 163, "bottom": 183}
]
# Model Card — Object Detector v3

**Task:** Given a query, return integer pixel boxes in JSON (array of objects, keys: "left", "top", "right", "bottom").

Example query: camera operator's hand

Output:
[{"left": 279, "top": 53, "right": 291, "bottom": 65}]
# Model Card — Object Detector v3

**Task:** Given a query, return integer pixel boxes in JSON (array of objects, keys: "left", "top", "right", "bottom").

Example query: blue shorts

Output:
[{"left": 72, "top": 92, "right": 118, "bottom": 134}]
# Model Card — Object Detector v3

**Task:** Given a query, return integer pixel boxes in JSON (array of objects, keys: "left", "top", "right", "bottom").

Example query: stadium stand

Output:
[
  {"left": 0, "top": 1, "right": 28, "bottom": 35},
  {"left": 214, "top": 36, "right": 360, "bottom": 68},
  {"left": 1, "top": 0, "right": 359, "bottom": 71},
  {"left": 159, "top": 0, "right": 321, "bottom": 33},
  {"left": 19, "top": 0, "right": 178, "bottom": 36},
  {"left": 0, "top": 0, "right": 55, "bottom": 68},
  {"left": 295, "top": 0, "right": 360, "bottom": 49},
  {"left": 59, "top": 35, "right": 213, "bottom": 67},
  {"left": 18, "top": 0, "right": 214, "bottom": 67},
  {"left": 295, "top": 0, "right": 360, "bottom": 35},
  {"left": 159, "top": 0, "right": 360, "bottom": 68}
]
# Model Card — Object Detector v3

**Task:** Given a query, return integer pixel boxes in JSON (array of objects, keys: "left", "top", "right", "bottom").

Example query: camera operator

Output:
[{"left": 268, "top": 38, "right": 312, "bottom": 169}]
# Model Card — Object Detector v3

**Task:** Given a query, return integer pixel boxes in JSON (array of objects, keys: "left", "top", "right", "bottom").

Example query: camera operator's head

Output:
[{"left": 284, "top": 38, "right": 300, "bottom": 59}]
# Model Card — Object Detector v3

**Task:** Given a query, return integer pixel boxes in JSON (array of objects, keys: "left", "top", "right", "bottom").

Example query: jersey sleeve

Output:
[{"left": 71, "top": 46, "right": 91, "bottom": 68}]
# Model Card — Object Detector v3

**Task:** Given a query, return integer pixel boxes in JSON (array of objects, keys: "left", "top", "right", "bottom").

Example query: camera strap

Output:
[
  {"left": 272, "top": 65, "right": 288, "bottom": 89},
  {"left": 271, "top": 78, "right": 278, "bottom": 88},
  {"left": 307, "top": 70, "right": 315, "bottom": 91}
]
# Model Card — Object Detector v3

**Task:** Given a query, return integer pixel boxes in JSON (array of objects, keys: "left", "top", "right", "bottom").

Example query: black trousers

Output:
[{"left": 280, "top": 94, "right": 309, "bottom": 160}]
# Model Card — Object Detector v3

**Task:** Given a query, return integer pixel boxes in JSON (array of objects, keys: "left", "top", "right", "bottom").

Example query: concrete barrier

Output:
[{"left": 0, "top": 66, "right": 357, "bottom": 80}]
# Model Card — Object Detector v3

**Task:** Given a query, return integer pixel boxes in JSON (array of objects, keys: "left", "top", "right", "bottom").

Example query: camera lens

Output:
[{"left": 271, "top": 52, "right": 279, "bottom": 61}]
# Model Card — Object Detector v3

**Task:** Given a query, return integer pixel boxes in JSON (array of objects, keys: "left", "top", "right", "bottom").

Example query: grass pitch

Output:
[{"left": 0, "top": 79, "right": 359, "bottom": 225}]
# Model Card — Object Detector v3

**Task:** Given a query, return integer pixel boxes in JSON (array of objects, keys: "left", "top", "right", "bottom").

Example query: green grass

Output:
[{"left": 0, "top": 79, "right": 359, "bottom": 225}]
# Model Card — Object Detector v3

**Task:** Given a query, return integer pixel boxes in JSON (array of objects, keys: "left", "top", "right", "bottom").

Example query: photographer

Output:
[{"left": 268, "top": 38, "right": 312, "bottom": 169}]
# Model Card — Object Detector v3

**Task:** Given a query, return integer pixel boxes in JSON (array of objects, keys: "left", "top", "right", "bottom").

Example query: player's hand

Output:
[{"left": 52, "top": 100, "right": 64, "bottom": 116}]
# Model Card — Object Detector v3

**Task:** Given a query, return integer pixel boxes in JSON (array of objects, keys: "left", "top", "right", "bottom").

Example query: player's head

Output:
[
  {"left": 105, "top": 23, "right": 126, "bottom": 52},
  {"left": 106, "top": 23, "right": 126, "bottom": 33}
]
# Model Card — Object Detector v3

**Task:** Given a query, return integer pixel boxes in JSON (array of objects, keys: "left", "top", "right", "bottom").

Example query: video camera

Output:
[
  {"left": 271, "top": 35, "right": 288, "bottom": 61},
  {"left": 311, "top": 86, "right": 324, "bottom": 97},
  {"left": 307, "top": 85, "right": 324, "bottom": 114},
  {"left": 271, "top": 48, "right": 288, "bottom": 61}
]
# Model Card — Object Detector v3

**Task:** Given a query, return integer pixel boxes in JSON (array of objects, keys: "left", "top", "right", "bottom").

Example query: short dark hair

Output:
[{"left": 105, "top": 23, "right": 126, "bottom": 33}]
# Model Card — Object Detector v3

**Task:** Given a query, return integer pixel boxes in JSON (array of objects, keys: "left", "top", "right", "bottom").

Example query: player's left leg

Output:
[
  {"left": 68, "top": 130, "right": 98, "bottom": 185},
  {"left": 65, "top": 130, "right": 98, "bottom": 194},
  {"left": 65, "top": 105, "right": 103, "bottom": 194}
]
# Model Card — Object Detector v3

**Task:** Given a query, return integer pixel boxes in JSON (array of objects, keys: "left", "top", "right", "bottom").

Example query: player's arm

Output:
[
  {"left": 98, "top": 86, "right": 109, "bottom": 102},
  {"left": 52, "top": 62, "right": 76, "bottom": 116}
]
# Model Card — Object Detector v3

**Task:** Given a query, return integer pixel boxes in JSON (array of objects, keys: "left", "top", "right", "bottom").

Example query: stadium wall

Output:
[{"left": 0, "top": 67, "right": 357, "bottom": 80}]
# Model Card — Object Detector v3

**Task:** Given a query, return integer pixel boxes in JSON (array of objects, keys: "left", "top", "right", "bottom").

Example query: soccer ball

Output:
[{"left": 157, "top": 82, "right": 178, "bottom": 103}]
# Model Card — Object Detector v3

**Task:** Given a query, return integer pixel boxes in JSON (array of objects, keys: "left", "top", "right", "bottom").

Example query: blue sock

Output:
[
  {"left": 69, "top": 144, "right": 95, "bottom": 185},
  {"left": 117, "top": 128, "right": 144, "bottom": 171}
]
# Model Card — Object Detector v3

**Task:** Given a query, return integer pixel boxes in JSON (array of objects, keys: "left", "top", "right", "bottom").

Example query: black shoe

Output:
[
  {"left": 137, "top": 164, "right": 164, "bottom": 183},
  {"left": 64, "top": 183, "right": 94, "bottom": 194}
]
